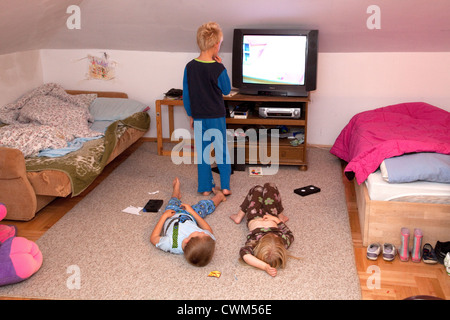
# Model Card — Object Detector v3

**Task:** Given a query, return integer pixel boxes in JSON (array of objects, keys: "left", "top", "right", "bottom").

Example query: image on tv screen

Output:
[{"left": 242, "top": 35, "right": 307, "bottom": 86}]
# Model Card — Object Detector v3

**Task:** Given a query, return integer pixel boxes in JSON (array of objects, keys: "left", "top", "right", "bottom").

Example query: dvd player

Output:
[{"left": 259, "top": 107, "right": 301, "bottom": 119}]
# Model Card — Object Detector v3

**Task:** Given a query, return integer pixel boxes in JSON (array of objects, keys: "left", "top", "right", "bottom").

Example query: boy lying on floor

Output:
[{"left": 150, "top": 177, "right": 225, "bottom": 267}]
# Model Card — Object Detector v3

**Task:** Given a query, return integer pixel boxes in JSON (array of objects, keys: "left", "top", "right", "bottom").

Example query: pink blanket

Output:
[{"left": 330, "top": 102, "right": 450, "bottom": 184}]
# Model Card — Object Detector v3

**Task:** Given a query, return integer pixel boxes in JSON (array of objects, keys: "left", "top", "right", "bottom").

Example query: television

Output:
[{"left": 232, "top": 28, "right": 318, "bottom": 97}]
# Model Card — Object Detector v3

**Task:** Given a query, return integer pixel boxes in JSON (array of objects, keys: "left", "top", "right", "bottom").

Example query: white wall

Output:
[
  {"left": 41, "top": 49, "right": 204, "bottom": 140},
  {"left": 0, "top": 50, "right": 43, "bottom": 106},
  {"left": 39, "top": 49, "right": 450, "bottom": 146},
  {"left": 311, "top": 52, "right": 450, "bottom": 145}
]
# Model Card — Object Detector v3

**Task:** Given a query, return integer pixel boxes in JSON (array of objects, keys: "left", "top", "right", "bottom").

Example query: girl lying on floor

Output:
[{"left": 230, "top": 183, "right": 295, "bottom": 277}]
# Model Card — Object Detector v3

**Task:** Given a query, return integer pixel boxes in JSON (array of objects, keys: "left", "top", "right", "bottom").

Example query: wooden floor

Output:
[
  {"left": 341, "top": 166, "right": 449, "bottom": 300},
  {"left": 1, "top": 142, "right": 449, "bottom": 300}
]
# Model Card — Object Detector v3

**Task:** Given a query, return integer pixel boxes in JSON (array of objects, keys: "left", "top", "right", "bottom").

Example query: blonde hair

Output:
[
  {"left": 253, "top": 233, "right": 288, "bottom": 268},
  {"left": 196, "top": 22, "right": 223, "bottom": 51},
  {"left": 184, "top": 235, "right": 215, "bottom": 267}
]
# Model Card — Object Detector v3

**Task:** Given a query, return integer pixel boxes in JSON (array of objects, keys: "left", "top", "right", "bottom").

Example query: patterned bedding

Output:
[
  {"left": 0, "top": 83, "right": 101, "bottom": 157},
  {"left": 0, "top": 84, "right": 151, "bottom": 196},
  {"left": 0, "top": 124, "right": 68, "bottom": 157},
  {"left": 25, "top": 112, "right": 150, "bottom": 196}
]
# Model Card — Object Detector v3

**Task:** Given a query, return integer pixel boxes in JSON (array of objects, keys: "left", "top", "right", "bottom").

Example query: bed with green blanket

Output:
[{"left": 0, "top": 86, "right": 150, "bottom": 221}]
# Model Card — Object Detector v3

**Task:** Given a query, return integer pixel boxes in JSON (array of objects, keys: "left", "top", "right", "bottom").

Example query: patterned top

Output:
[{"left": 239, "top": 222, "right": 294, "bottom": 259}]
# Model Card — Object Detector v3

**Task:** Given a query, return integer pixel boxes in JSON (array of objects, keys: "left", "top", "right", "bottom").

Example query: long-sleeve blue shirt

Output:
[{"left": 183, "top": 59, "right": 231, "bottom": 118}]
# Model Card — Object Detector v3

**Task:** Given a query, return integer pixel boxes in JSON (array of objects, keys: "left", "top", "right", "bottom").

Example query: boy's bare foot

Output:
[
  {"left": 230, "top": 209, "right": 245, "bottom": 224},
  {"left": 172, "top": 177, "right": 181, "bottom": 199},
  {"left": 211, "top": 186, "right": 220, "bottom": 195},
  {"left": 211, "top": 187, "right": 226, "bottom": 205},
  {"left": 203, "top": 187, "right": 230, "bottom": 197}
]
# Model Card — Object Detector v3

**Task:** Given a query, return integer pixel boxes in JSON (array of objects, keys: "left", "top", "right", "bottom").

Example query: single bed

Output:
[
  {"left": 0, "top": 84, "right": 150, "bottom": 221},
  {"left": 331, "top": 102, "right": 450, "bottom": 247}
]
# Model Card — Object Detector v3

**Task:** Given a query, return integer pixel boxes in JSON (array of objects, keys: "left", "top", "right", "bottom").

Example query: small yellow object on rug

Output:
[{"left": 208, "top": 271, "right": 221, "bottom": 278}]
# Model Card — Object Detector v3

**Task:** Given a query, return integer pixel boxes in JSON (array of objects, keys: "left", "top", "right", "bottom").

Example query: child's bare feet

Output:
[
  {"left": 172, "top": 177, "right": 181, "bottom": 199},
  {"left": 211, "top": 187, "right": 226, "bottom": 205},
  {"left": 204, "top": 188, "right": 231, "bottom": 196},
  {"left": 230, "top": 209, "right": 245, "bottom": 224}
]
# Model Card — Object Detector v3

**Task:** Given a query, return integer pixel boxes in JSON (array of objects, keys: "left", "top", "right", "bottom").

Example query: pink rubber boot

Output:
[
  {"left": 411, "top": 228, "right": 423, "bottom": 263},
  {"left": 399, "top": 227, "right": 410, "bottom": 262}
]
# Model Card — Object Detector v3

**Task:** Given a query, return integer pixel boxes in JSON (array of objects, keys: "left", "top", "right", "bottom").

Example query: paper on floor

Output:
[{"left": 122, "top": 206, "right": 143, "bottom": 215}]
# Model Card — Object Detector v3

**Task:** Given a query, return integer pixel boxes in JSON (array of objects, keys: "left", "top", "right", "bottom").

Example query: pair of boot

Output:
[{"left": 399, "top": 227, "right": 423, "bottom": 262}]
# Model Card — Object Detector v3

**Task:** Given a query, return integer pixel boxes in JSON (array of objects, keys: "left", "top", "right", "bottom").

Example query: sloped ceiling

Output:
[{"left": 1, "top": 0, "right": 450, "bottom": 56}]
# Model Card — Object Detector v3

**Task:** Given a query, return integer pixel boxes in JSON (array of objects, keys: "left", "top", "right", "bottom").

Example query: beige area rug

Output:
[{"left": 0, "top": 142, "right": 361, "bottom": 300}]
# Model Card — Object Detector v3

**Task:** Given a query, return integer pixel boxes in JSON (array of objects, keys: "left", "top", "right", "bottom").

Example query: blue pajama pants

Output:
[
  {"left": 193, "top": 117, "right": 231, "bottom": 193},
  {"left": 165, "top": 198, "right": 215, "bottom": 219}
]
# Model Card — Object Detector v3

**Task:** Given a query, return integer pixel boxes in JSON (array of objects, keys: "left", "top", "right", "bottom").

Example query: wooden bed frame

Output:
[{"left": 354, "top": 180, "right": 450, "bottom": 247}]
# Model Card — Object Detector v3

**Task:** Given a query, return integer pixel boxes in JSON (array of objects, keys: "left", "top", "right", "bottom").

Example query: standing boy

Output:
[{"left": 183, "top": 22, "right": 232, "bottom": 196}]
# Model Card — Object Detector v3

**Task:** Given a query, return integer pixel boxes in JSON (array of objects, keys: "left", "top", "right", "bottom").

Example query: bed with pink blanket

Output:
[
  {"left": 330, "top": 102, "right": 450, "bottom": 247},
  {"left": 331, "top": 102, "right": 450, "bottom": 185}
]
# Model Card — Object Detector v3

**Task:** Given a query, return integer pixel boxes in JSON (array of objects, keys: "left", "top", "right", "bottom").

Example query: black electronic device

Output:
[
  {"left": 294, "top": 185, "right": 321, "bottom": 197},
  {"left": 233, "top": 103, "right": 250, "bottom": 115},
  {"left": 164, "top": 88, "right": 183, "bottom": 98},
  {"left": 143, "top": 199, "right": 164, "bottom": 212}
]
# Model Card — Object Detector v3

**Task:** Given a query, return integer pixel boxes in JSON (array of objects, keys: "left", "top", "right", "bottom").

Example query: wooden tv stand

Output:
[
  {"left": 224, "top": 93, "right": 309, "bottom": 170},
  {"left": 155, "top": 93, "right": 309, "bottom": 170}
]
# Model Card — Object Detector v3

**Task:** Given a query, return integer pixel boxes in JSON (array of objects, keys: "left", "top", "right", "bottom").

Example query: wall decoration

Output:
[{"left": 87, "top": 53, "right": 116, "bottom": 80}]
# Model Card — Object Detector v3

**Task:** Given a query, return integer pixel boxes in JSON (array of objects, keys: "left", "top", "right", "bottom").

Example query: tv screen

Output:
[
  {"left": 242, "top": 35, "right": 307, "bottom": 86},
  {"left": 232, "top": 29, "right": 318, "bottom": 97}
]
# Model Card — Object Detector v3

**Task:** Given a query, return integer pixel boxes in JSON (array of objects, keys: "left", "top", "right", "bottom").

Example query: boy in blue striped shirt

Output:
[
  {"left": 183, "top": 22, "right": 232, "bottom": 197},
  {"left": 150, "top": 177, "right": 226, "bottom": 267}
]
